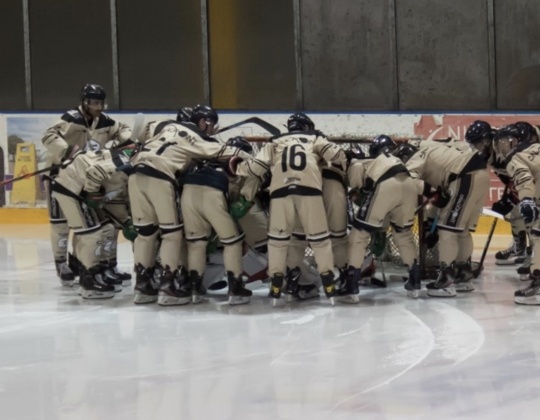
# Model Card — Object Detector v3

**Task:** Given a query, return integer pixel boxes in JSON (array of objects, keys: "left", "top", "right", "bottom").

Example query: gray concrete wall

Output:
[{"left": 1, "top": 0, "right": 538, "bottom": 111}]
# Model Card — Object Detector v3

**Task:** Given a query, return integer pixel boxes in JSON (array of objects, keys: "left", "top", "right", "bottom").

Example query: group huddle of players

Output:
[{"left": 40, "top": 83, "right": 540, "bottom": 306}]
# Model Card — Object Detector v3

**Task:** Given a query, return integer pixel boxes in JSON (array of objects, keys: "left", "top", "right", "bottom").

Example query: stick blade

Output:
[{"left": 131, "top": 113, "right": 145, "bottom": 142}]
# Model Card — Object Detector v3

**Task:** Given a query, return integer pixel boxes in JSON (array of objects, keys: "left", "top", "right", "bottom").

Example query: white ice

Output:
[{"left": 1, "top": 225, "right": 540, "bottom": 420}]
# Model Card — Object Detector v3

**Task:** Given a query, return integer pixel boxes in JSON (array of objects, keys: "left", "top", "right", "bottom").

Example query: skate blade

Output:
[
  {"left": 133, "top": 294, "right": 158, "bottom": 304},
  {"left": 122, "top": 280, "right": 132, "bottom": 287},
  {"left": 61, "top": 280, "right": 75, "bottom": 287},
  {"left": 81, "top": 290, "right": 115, "bottom": 299},
  {"left": 329, "top": 296, "right": 336, "bottom": 306},
  {"left": 158, "top": 295, "right": 190, "bottom": 306},
  {"left": 426, "top": 287, "right": 457, "bottom": 298},
  {"left": 495, "top": 260, "right": 519, "bottom": 266},
  {"left": 272, "top": 298, "right": 280, "bottom": 307},
  {"left": 515, "top": 295, "right": 540, "bottom": 305},
  {"left": 228, "top": 296, "right": 251, "bottom": 306},
  {"left": 406, "top": 289, "right": 420, "bottom": 299},
  {"left": 520, "top": 274, "right": 531, "bottom": 281},
  {"left": 76, "top": 287, "right": 82, "bottom": 296},
  {"left": 337, "top": 294, "right": 360, "bottom": 304},
  {"left": 113, "top": 285, "right": 122, "bottom": 293},
  {"left": 192, "top": 295, "right": 205, "bottom": 304},
  {"left": 284, "top": 294, "right": 296, "bottom": 303}
]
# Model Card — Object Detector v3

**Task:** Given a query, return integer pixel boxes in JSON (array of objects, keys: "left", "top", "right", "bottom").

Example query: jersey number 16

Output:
[{"left": 281, "top": 144, "right": 307, "bottom": 172}]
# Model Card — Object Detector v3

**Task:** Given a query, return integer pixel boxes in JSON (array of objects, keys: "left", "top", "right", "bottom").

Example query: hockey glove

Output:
[
  {"left": 370, "top": 231, "right": 387, "bottom": 257},
  {"left": 519, "top": 197, "right": 539, "bottom": 224},
  {"left": 121, "top": 219, "right": 138, "bottom": 242},
  {"left": 430, "top": 188, "right": 451, "bottom": 208},
  {"left": 230, "top": 196, "right": 254, "bottom": 220},
  {"left": 83, "top": 190, "right": 105, "bottom": 209},
  {"left": 491, "top": 195, "right": 514, "bottom": 216}
]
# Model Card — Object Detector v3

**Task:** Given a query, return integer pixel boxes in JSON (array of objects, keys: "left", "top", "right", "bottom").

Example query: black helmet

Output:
[
  {"left": 369, "top": 135, "right": 396, "bottom": 158},
  {"left": 515, "top": 121, "right": 536, "bottom": 144},
  {"left": 287, "top": 112, "right": 315, "bottom": 132},
  {"left": 226, "top": 136, "right": 253, "bottom": 155},
  {"left": 81, "top": 84, "right": 106, "bottom": 102},
  {"left": 176, "top": 107, "right": 193, "bottom": 123},
  {"left": 191, "top": 104, "right": 218, "bottom": 124},
  {"left": 493, "top": 124, "right": 521, "bottom": 160},
  {"left": 393, "top": 143, "right": 418, "bottom": 163},
  {"left": 465, "top": 120, "right": 492, "bottom": 144}
]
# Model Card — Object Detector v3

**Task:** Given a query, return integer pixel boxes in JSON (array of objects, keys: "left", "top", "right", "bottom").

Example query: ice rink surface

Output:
[{"left": 1, "top": 225, "right": 540, "bottom": 420}]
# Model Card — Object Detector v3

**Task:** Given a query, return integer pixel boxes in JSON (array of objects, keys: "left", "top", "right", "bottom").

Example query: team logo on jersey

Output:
[
  {"left": 57, "top": 237, "right": 68, "bottom": 251},
  {"left": 284, "top": 177, "right": 301, "bottom": 185},
  {"left": 84, "top": 139, "right": 101, "bottom": 152}
]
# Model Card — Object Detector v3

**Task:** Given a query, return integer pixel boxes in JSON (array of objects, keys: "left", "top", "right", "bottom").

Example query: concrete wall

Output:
[{"left": 1, "top": 0, "right": 539, "bottom": 111}]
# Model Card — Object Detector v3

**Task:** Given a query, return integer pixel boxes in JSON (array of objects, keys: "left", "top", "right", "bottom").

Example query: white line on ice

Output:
[{"left": 328, "top": 308, "right": 435, "bottom": 414}]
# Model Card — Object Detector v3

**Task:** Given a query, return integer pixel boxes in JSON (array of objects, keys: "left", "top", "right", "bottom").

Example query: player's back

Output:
[{"left": 268, "top": 133, "right": 325, "bottom": 196}]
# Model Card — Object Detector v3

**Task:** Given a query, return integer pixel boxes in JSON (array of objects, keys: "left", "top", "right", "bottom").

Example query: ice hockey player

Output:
[
  {"left": 234, "top": 112, "right": 347, "bottom": 305},
  {"left": 50, "top": 147, "right": 135, "bottom": 299},
  {"left": 128, "top": 104, "right": 250, "bottom": 306},
  {"left": 181, "top": 136, "right": 254, "bottom": 305},
  {"left": 475, "top": 121, "right": 529, "bottom": 266},
  {"left": 493, "top": 124, "right": 540, "bottom": 304},
  {"left": 400, "top": 133, "right": 490, "bottom": 297},
  {"left": 41, "top": 84, "right": 132, "bottom": 286},
  {"left": 347, "top": 135, "right": 420, "bottom": 301},
  {"left": 281, "top": 119, "right": 352, "bottom": 302},
  {"left": 140, "top": 107, "right": 193, "bottom": 142}
]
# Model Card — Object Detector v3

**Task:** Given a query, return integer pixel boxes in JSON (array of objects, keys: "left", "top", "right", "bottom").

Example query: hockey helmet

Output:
[
  {"left": 465, "top": 120, "right": 492, "bottom": 144},
  {"left": 287, "top": 112, "right": 315, "bottom": 132},
  {"left": 369, "top": 135, "right": 396, "bottom": 158},
  {"left": 176, "top": 107, "right": 193, "bottom": 123},
  {"left": 493, "top": 124, "right": 521, "bottom": 160},
  {"left": 515, "top": 121, "right": 537, "bottom": 144},
  {"left": 80, "top": 83, "right": 107, "bottom": 116},
  {"left": 191, "top": 104, "right": 219, "bottom": 124},
  {"left": 393, "top": 142, "right": 418, "bottom": 163}
]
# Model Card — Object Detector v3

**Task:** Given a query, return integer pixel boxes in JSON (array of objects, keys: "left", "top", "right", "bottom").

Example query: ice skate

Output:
[
  {"left": 56, "top": 259, "right": 75, "bottom": 287},
  {"left": 158, "top": 266, "right": 191, "bottom": 306},
  {"left": 495, "top": 231, "right": 527, "bottom": 265},
  {"left": 515, "top": 270, "right": 540, "bottom": 305},
  {"left": 227, "top": 272, "right": 252, "bottom": 306},
  {"left": 102, "top": 265, "right": 123, "bottom": 292},
  {"left": 455, "top": 261, "right": 475, "bottom": 292},
  {"left": 404, "top": 260, "right": 422, "bottom": 298},
  {"left": 190, "top": 270, "right": 207, "bottom": 304},
  {"left": 108, "top": 259, "right": 132, "bottom": 286},
  {"left": 426, "top": 263, "right": 457, "bottom": 298},
  {"left": 269, "top": 273, "right": 284, "bottom": 306},
  {"left": 283, "top": 267, "right": 301, "bottom": 303},
  {"left": 517, "top": 246, "right": 533, "bottom": 281},
  {"left": 79, "top": 266, "right": 115, "bottom": 299},
  {"left": 133, "top": 263, "right": 158, "bottom": 304},
  {"left": 320, "top": 271, "right": 336, "bottom": 305},
  {"left": 68, "top": 253, "right": 82, "bottom": 278},
  {"left": 337, "top": 267, "right": 360, "bottom": 304}
]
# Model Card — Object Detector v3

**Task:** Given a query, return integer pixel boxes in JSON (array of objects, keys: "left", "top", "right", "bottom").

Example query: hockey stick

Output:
[
  {"left": 131, "top": 113, "right": 145, "bottom": 142},
  {"left": 0, "top": 164, "right": 60, "bottom": 187},
  {"left": 217, "top": 117, "right": 281, "bottom": 136},
  {"left": 473, "top": 216, "right": 498, "bottom": 278},
  {"left": 0, "top": 144, "right": 82, "bottom": 187}
]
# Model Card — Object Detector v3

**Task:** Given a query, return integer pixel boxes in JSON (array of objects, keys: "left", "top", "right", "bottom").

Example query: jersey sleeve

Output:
[
  {"left": 313, "top": 135, "right": 347, "bottom": 169},
  {"left": 84, "top": 154, "right": 128, "bottom": 193},
  {"left": 109, "top": 119, "right": 133, "bottom": 145},
  {"left": 405, "top": 152, "right": 427, "bottom": 195},
  {"left": 236, "top": 143, "right": 274, "bottom": 180},
  {"left": 347, "top": 161, "right": 366, "bottom": 189},
  {"left": 41, "top": 116, "right": 72, "bottom": 164},
  {"left": 507, "top": 154, "right": 535, "bottom": 200}
]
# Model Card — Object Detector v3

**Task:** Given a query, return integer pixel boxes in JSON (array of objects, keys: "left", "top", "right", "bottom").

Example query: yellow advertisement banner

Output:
[{"left": 11, "top": 143, "right": 38, "bottom": 206}]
